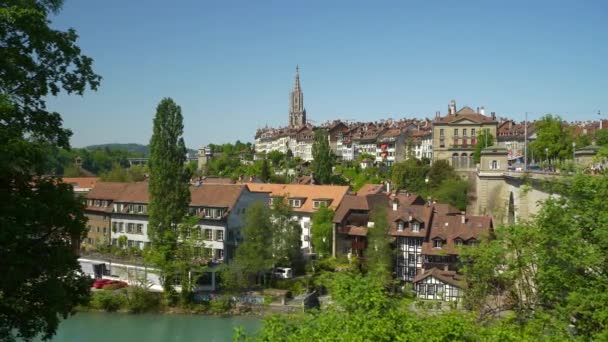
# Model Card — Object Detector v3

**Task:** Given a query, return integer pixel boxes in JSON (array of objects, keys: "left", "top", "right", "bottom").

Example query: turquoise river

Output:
[{"left": 32, "top": 312, "right": 261, "bottom": 342}]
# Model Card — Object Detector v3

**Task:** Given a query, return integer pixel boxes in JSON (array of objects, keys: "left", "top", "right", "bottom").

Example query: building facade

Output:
[{"left": 432, "top": 101, "right": 498, "bottom": 170}]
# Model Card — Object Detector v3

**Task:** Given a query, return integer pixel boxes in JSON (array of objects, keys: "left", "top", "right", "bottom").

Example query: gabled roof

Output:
[
  {"left": 190, "top": 184, "right": 246, "bottom": 210},
  {"left": 247, "top": 183, "right": 349, "bottom": 214},
  {"left": 434, "top": 108, "right": 496, "bottom": 124},
  {"left": 86, "top": 182, "right": 129, "bottom": 200},
  {"left": 423, "top": 214, "right": 492, "bottom": 255},
  {"left": 413, "top": 268, "right": 465, "bottom": 288}
]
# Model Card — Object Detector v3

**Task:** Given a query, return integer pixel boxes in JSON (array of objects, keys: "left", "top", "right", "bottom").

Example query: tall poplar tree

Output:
[
  {"left": 147, "top": 98, "right": 190, "bottom": 294},
  {"left": 312, "top": 129, "right": 334, "bottom": 184}
]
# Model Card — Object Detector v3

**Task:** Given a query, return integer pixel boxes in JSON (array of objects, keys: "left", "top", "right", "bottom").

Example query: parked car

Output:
[
  {"left": 92, "top": 278, "right": 114, "bottom": 289},
  {"left": 102, "top": 280, "right": 128, "bottom": 290},
  {"left": 273, "top": 267, "right": 293, "bottom": 279}
]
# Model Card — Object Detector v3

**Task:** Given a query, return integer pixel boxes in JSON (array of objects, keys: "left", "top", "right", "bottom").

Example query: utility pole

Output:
[{"left": 524, "top": 112, "right": 528, "bottom": 170}]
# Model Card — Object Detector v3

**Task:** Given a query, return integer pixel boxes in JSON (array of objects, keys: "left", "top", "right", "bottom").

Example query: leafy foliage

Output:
[
  {"left": 311, "top": 129, "right": 335, "bottom": 184},
  {"left": 390, "top": 159, "right": 430, "bottom": 193},
  {"left": 473, "top": 130, "right": 495, "bottom": 163},
  {"left": 147, "top": 98, "right": 191, "bottom": 296},
  {"left": 529, "top": 114, "right": 574, "bottom": 161},
  {"left": 0, "top": 0, "right": 101, "bottom": 339},
  {"left": 270, "top": 198, "right": 302, "bottom": 268},
  {"left": 311, "top": 205, "right": 333, "bottom": 258}
]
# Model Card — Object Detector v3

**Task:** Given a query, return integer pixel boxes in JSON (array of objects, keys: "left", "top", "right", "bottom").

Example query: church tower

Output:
[{"left": 289, "top": 65, "right": 306, "bottom": 127}]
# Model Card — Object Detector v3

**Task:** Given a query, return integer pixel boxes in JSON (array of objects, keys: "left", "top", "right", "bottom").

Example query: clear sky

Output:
[{"left": 47, "top": 0, "right": 608, "bottom": 148}]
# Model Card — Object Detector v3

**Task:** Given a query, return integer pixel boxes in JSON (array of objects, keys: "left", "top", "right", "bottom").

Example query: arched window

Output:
[{"left": 491, "top": 160, "right": 498, "bottom": 169}]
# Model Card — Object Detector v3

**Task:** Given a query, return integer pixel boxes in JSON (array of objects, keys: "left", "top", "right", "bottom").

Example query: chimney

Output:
[
  {"left": 461, "top": 211, "right": 466, "bottom": 224},
  {"left": 491, "top": 112, "right": 496, "bottom": 120},
  {"left": 392, "top": 198, "right": 399, "bottom": 211},
  {"left": 435, "top": 111, "right": 440, "bottom": 120},
  {"left": 449, "top": 100, "right": 456, "bottom": 115},
  {"left": 443, "top": 264, "right": 449, "bottom": 271},
  {"left": 385, "top": 180, "right": 390, "bottom": 193},
  {"left": 476, "top": 106, "right": 480, "bottom": 114},
  {"left": 480, "top": 106, "right": 485, "bottom": 115}
]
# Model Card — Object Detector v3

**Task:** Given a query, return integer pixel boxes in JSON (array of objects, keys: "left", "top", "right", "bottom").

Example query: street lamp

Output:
[
  {"left": 572, "top": 142, "right": 576, "bottom": 162},
  {"left": 424, "top": 177, "right": 429, "bottom": 194}
]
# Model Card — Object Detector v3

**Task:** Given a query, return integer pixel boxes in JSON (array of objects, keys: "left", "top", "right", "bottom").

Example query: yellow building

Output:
[{"left": 432, "top": 101, "right": 498, "bottom": 169}]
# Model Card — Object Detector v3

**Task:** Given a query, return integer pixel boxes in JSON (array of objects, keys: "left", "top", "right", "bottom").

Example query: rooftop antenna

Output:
[{"left": 524, "top": 112, "right": 528, "bottom": 170}]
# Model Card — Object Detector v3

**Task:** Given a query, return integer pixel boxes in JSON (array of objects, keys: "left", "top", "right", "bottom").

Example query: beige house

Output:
[{"left": 432, "top": 101, "right": 498, "bottom": 169}]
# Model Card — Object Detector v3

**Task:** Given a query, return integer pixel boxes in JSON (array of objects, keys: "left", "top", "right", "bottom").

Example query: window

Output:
[
  {"left": 127, "top": 240, "right": 134, "bottom": 247},
  {"left": 397, "top": 221, "right": 404, "bottom": 231},
  {"left": 216, "top": 249, "right": 224, "bottom": 260},
  {"left": 288, "top": 199, "right": 302, "bottom": 208},
  {"left": 136, "top": 204, "right": 144, "bottom": 214},
  {"left": 313, "top": 200, "right": 327, "bottom": 209},
  {"left": 427, "top": 284, "right": 436, "bottom": 296},
  {"left": 471, "top": 128, "right": 476, "bottom": 136},
  {"left": 118, "top": 222, "right": 124, "bottom": 232},
  {"left": 462, "top": 128, "right": 467, "bottom": 137},
  {"left": 412, "top": 222, "right": 420, "bottom": 232},
  {"left": 216, "top": 230, "right": 224, "bottom": 241},
  {"left": 96, "top": 227, "right": 100, "bottom": 233},
  {"left": 127, "top": 223, "right": 135, "bottom": 233},
  {"left": 111, "top": 238, "right": 117, "bottom": 246},
  {"left": 205, "top": 229, "right": 213, "bottom": 240},
  {"left": 455, "top": 239, "right": 463, "bottom": 246},
  {"left": 454, "top": 128, "right": 458, "bottom": 136},
  {"left": 204, "top": 248, "right": 213, "bottom": 258},
  {"left": 103, "top": 227, "right": 107, "bottom": 234},
  {"left": 433, "top": 239, "right": 443, "bottom": 248},
  {"left": 408, "top": 254, "right": 415, "bottom": 264},
  {"left": 491, "top": 160, "right": 498, "bottom": 169},
  {"left": 468, "top": 240, "right": 479, "bottom": 246},
  {"left": 136, "top": 224, "right": 143, "bottom": 234},
  {"left": 439, "top": 129, "right": 444, "bottom": 137},
  {"left": 204, "top": 208, "right": 224, "bottom": 219}
]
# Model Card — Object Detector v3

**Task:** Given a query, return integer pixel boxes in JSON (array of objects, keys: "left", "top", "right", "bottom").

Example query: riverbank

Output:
[{"left": 82, "top": 287, "right": 304, "bottom": 318}]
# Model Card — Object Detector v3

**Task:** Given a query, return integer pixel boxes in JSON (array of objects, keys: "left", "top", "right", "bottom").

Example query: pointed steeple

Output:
[
  {"left": 293, "top": 65, "right": 301, "bottom": 92},
  {"left": 289, "top": 65, "right": 306, "bottom": 128}
]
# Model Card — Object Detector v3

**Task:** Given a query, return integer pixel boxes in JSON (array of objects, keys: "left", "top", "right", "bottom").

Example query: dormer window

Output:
[
  {"left": 433, "top": 239, "right": 443, "bottom": 248},
  {"left": 412, "top": 222, "right": 420, "bottom": 232},
  {"left": 397, "top": 221, "right": 404, "bottom": 231},
  {"left": 455, "top": 238, "right": 463, "bottom": 246},
  {"left": 288, "top": 199, "right": 302, "bottom": 208},
  {"left": 468, "top": 239, "right": 479, "bottom": 246}
]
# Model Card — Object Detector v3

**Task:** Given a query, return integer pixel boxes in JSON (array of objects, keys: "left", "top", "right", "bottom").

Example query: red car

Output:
[
  {"left": 101, "top": 280, "right": 128, "bottom": 289},
  {"left": 92, "top": 278, "right": 114, "bottom": 289}
]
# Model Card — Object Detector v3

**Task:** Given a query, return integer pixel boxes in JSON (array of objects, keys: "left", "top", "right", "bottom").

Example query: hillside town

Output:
[
  {"left": 4, "top": 1, "right": 608, "bottom": 340},
  {"left": 69, "top": 66, "right": 607, "bottom": 306}
]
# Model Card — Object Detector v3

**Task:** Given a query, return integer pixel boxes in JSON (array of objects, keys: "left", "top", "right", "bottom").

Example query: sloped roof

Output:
[
  {"left": 247, "top": 183, "right": 349, "bottom": 214},
  {"left": 434, "top": 107, "right": 496, "bottom": 124},
  {"left": 62, "top": 177, "right": 99, "bottom": 190},
  {"left": 423, "top": 214, "right": 492, "bottom": 255},
  {"left": 190, "top": 184, "right": 246, "bottom": 210},
  {"left": 86, "top": 182, "right": 129, "bottom": 200},
  {"left": 413, "top": 268, "right": 465, "bottom": 288},
  {"left": 357, "top": 184, "right": 384, "bottom": 196}
]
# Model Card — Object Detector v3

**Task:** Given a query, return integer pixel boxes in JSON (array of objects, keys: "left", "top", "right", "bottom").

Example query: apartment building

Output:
[
  {"left": 247, "top": 183, "right": 349, "bottom": 255},
  {"left": 432, "top": 100, "right": 498, "bottom": 169},
  {"left": 83, "top": 182, "right": 126, "bottom": 249},
  {"left": 84, "top": 182, "right": 268, "bottom": 263}
]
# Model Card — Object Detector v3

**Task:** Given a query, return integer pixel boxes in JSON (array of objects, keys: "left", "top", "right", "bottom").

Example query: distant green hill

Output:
[{"left": 85, "top": 143, "right": 197, "bottom": 157}]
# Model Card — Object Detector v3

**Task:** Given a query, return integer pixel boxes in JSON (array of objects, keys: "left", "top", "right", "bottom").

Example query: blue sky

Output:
[{"left": 47, "top": 0, "right": 608, "bottom": 148}]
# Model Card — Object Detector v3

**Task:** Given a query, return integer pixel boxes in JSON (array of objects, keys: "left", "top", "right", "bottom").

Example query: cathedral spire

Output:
[{"left": 289, "top": 65, "right": 306, "bottom": 128}]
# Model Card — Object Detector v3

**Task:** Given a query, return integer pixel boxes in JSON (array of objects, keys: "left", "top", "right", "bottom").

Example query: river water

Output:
[{"left": 34, "top": 312, "right": 261, "bottom": 342}]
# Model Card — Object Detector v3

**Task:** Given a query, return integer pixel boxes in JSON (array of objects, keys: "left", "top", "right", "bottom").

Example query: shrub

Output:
[
  {"left": 209, "top": 295, "right": 232, "bottom": 314},
  {"left": 125, "top": 287, "right": 162, "bottom": 313},
  {"left": 90, "top": 290, "right": 126, "bottom": 312}
]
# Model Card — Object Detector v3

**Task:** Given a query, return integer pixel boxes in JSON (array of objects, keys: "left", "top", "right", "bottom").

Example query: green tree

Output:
[
  {"left": 431, "top": 178, "right": 469, "bottom": 211},
  {"left": 0, "top": 0, "right": 101, "bottom": 339},
  {"left": 147, "top": 98, "right": 190, "bottom": 296},
  {"left": 311, "top": 129, "right": 334, "bottom": 184},
  {"left": 529, "top": 114, "right": 573, "bottom": 161},
  {"left": 594, "top": 129, "right": 608, "bottom": 146},
  {"left": 473, "top": 129, "right": 495, "bottom": 163},
  {"left": 267, "top": 150, "right": 285, "bottom": 167},
  {"left": 260, "top": 158, "right": 270, "bottom": 182},
  {"left": 426, "top": 159, "right": 457, "bottom": 189},
  {"left": 390, "top": 159, "right": 430, "bottom": 193},
  {"left": 226, "top": 202, "right": 274, "bottom": 288},
  {"left": 365, "top": 205, "right": 393, "bottom": 286},
  {"left": 311, "top": 205, "right": 334, "bottom": 258},
  {"left": 270, "top": 198, "right": 301, "bottom": 268}
]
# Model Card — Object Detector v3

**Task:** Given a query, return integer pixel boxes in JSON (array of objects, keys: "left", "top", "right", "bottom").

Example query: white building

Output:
[{"left": 247, "top": 183, "right": 349, "bottom": 255}]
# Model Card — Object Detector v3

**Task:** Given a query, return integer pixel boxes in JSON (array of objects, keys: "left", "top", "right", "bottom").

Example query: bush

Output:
[
  {"left": 90, "top": 290, "right": 127, "bottom": 312},
  {"left": 209, "top": 295, "right": 233, "bottom": 314},
  {"left": 125, "top": 287, "right": 162, "bottom": 313}
]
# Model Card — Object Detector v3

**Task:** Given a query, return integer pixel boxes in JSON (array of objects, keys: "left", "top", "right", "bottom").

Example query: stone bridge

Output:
[{"left": 469, "top": 147, "right": 570, "bottom": 224}]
